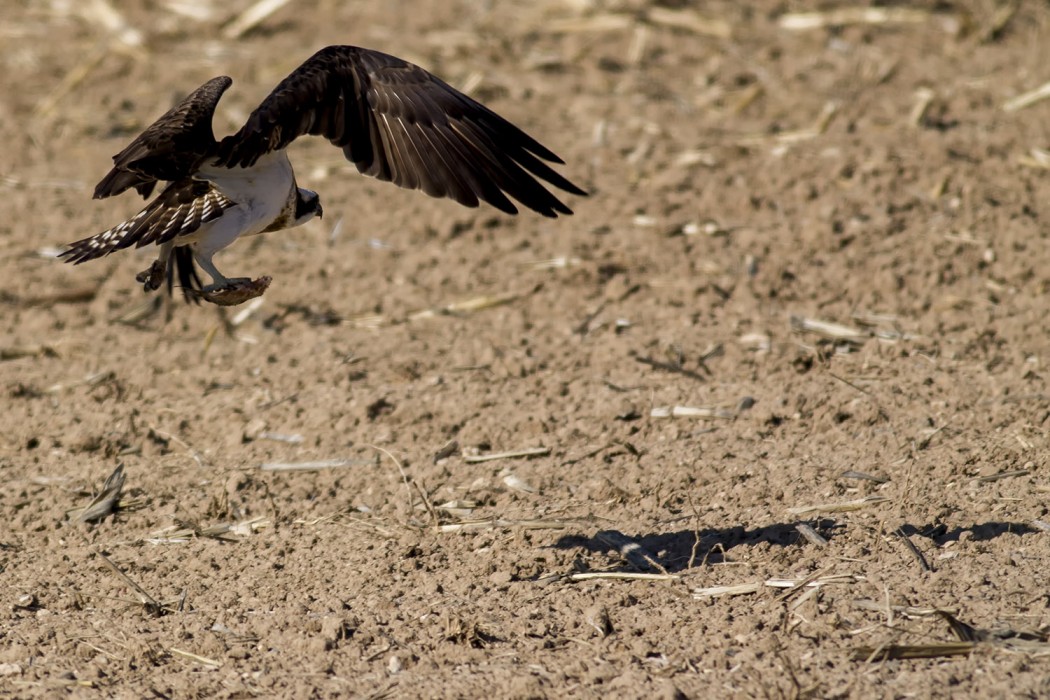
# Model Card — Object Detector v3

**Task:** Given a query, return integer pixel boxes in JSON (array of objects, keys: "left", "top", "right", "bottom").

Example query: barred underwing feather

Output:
[{"left": 61, "top": 180, "right": 237, "bottom": 265}]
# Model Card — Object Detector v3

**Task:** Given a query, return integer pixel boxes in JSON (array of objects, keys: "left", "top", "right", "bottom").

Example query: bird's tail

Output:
[{"left": 167, "top": 246, "right": 203, "bottom": 304}]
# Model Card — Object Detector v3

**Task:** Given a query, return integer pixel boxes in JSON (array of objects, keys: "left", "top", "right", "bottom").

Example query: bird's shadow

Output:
[
  {"left": 550, "top": 519, "right": 1040, "bottom": 575},
  {"left": 899, "top": 521, "right": 1039, "bottom": 543},
  {"left": 550, "top": 520, "right": 841, "bottom": 574}
]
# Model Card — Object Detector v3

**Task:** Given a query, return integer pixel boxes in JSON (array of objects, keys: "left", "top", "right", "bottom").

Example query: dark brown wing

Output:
[
  {"left": 216, "top": 46, "right": 585, "bottom": 217},
  {"left": 94, "top": 76, "right": 233, "bottom": 200},
  {"left": 62, "top": 179, "right": 237, "bottom": 264}
]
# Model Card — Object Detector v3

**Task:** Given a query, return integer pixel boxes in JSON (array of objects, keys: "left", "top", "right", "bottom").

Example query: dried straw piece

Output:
[
  {"left": 790, "top": 316, "right": 867, "bottom": 343},
  {"left": 693, "top": 582, "right": 764, "bottom": 599},
  {"left": 852, "top": 642, "right": 975, "bottom": 661},
  {"left": 438, "top": 518, "right": 569, "bottom": 533},
  {"left": 1003, "top": 81, "right": 1050, "bottom": 112},
  {"left": 463, "top": 447, "right": 551, "bottom": 463},
  {"left": 408, "top": 292, "right": 520, "bottom": 320},
  {"left": 650, "top": 405, "right": 735, "bottom": 420},
  {"left": 779, "top": 8, "right": 930, "bottom": 30},
  {"left": 259, "top": 457, "right": 376, "bottom": 471},
  {"left": 569, "top": 572, "right": 680, "bottom": 582},
  {"left": 169, "top": 647, "right": 222, "bottom": 668},
  {"left": 97, "top": 552, "right": 162, "bottom": 616},
  {"left": 78, "top": 464, "right": 126, "bottom": 523},
  {"left": 975, "top": 468, "right": 1030, "bottom": 483},
  {"left": 547, "top": 14, "right": 634, "bottom": 34},
  {"left": 788, "top": 495, "right": 889, "bottom": 516},
  {"left": 222, "top": 0, "right": 291, "bottom": 39},
  {"left": 795, "top": 523, "right": 828, "bottom": 547},
  {"left": 645, "top": 7, "right": 731, "bottom": 38}
]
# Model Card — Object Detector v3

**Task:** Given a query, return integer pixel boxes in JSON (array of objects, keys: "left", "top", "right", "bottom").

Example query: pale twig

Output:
[
  {"left": 463, "top": 447, "right": 551, "bottom": 463},
  {"left": 97, "top": 552, "right": 162, "bottom": 616},
  {"left": 788, "top": 495, "right": 890, "bottom": 516}
]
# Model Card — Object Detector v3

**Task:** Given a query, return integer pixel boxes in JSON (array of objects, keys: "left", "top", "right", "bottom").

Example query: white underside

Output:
[{"left": 182, "top": 151, "right": 297, "bottom": 284}]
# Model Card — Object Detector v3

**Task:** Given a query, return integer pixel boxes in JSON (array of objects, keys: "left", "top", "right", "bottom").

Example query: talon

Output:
[
  {"left": 193, "top": 276, "right": 271, "bottom": 306},
  {"left": 135, "top": 259, "right": 167, "bottom": 292}
]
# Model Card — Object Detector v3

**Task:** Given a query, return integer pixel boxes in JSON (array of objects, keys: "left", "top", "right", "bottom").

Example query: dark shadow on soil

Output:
[
  {"left": 550, "top": 520, "right": 842, "bottom": 574},
  {"left": 899, "top": 521, "right": 1040, "bottom": 544}
]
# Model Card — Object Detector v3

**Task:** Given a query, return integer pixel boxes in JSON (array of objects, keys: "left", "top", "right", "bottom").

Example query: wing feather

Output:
[
  {"left": 61, "top": 180, "right": 237, "bottom": 264},
  {"left": 94, "top": 76, "right": 232, "bottom": 200},
  {"left": 216, "top": 46, "right": 585, "bottom": 217}
]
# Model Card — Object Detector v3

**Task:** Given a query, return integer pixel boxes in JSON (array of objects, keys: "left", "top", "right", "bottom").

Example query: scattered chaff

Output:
[
  {"left": 736, "top": 102, "right": 839, "bottom": 147},
  {"left": 853, "top": 642, "right": 976, "bottom": 661},
  {"left": 259, "top": 457, "right": 377, "bottom": 472},
  {"left": 693, "top": 582, "right": 764, "bottom": 599},
  {"left": 256, "top": 432, "right": 304, "bottom": 444},
  {"left": 169, "top": 647, "right": 221, "bottom": 668},
  {"left": 229, "top": 297, "right": 265, "bottom": 327},
  {"left": 222, "top": 0, "right": 291, "bottom": 39},
  {"left": 438, "top": 518, "right": 570, "bottom": 533},
  {"left": 148, "top": 425, "right": 205, "bottom": 468},
  {"left": 779, "top": 7, "right": 931, "bottom": 30},
  {"left": 979, "top": 1, "right": 1019, "bottom": 42},
  {"left": 433, "top": 440, "right": 459, "bottom": 463},
  {"left": 975, "top": 468, "right": 1030, "bottom": 483},
  {"left": 695, "top": 574, "right": 863, "bottom": 599},
  {"left": 1003, "top": 81, "right": 1050, "bottom": 112},
  {"left": 841, "top": 470, "right": 890, "bottom": 484},
  {"left": 97, "top": 552, "right": 163, "bottom": 616},
  {"left": 145, "top": 517, "right": 271, "bottom": 544},
  {"left": 523, "top": 256, "right": 582, "bottom": 270},
  {"left": 547, "top": 14, "right": 634, "bottom": 34},
  {"left": 1017, "top": 148, "right": 1050, "bottom": 170},
  {"left": 895, "top": 527, "right": 932, "bottom": 572},
  {"left": 790, "top": 316, "right": 867, "bottom": 344},
  {"left": 569, "top": 572, "right": 680, "bottom": 582},
  {"left": 15, "top": 286, "right": 98, "bottom": 307},
  {"left": 0, "top": 344, "right": 58, "bottom": 361},
  {"left": 766, "top": 574, "right": 863, "bottom": 590},
  {"left": 795, "top": 523, "right": 828, "bottom": 547},
  {"left": 47, "top": 370, "right": 115, "bottom": 394},
  {"left": 433, "top": 500, "right": 477, "bottom": 519},
  {"left": 650, "top": 405, "right": 735, "bottom": 420},
  {"left": 77, "top": 464, "right": 126, "bottom": 523},
  {"left": 463, "top": 447, "right": 551, "bottom": 464},
  {"left": 788, "top": 495, "right": 889, "bottom": 516},
  {"left": 633, "top": 353, "right": 708, "bottom": 382},
  {"left": 853, "top": 609, "right": 1050, "bottom": 661},
  {"left": 851, "top": 600, "right": 954, "bottom": 619},
  {"left": 501, "top": 471, "right": 538, "bottom": 494},
  {"left": 909, "top": 87, "right": 935, "bottom": 127},
  {"left": 409, "top": 292, "right": 520, "bottom": 320},
  {"left": 645, "top": 7, "right": 731, "bottom": 38}
]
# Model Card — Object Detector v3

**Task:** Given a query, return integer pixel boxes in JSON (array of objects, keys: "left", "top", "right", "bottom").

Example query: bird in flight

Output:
[{"left": 62, "top": 45, "right": 585, "bottom": 306}]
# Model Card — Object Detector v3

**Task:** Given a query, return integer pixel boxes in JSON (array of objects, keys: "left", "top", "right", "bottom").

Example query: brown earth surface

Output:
[{"left": 4, "top": 1, "right": 1050, "bottom": 697}]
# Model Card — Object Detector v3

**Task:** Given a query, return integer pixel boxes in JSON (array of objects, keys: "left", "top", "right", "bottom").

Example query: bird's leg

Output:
[
  {"left": 135, "top": 241, "right": 174, "bottom": 292},
  {"left": 192, "top": 250, "right": 250, "bottom": 292},
  {"left": 191, "top": 247, "right": 270, "bottom": 306}
]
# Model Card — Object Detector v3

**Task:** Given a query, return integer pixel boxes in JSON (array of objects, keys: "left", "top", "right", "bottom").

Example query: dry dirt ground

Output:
[{"left": 4, "top": 0, "right": 1050, "bottom": 697}]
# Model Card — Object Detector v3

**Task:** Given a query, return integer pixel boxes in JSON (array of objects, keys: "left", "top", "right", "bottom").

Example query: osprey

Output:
[{"left": 62, "top": 45, "right": 585, "bottom": 306}]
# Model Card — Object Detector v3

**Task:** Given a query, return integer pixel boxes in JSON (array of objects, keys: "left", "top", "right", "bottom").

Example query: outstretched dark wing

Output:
[
  {"left": 216, "top": 46, "right": 585, "bottom": 217},
  {"left": 94, "top": 76, "right": 233, "bottom": 200},
  {"left": 62, "top": 180, "right": 238, "bottom": 264}
]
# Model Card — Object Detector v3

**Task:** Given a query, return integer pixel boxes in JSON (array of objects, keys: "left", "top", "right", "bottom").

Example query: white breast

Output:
[{"left": 198, "top": 151, "right": 296, "bottom": 236}]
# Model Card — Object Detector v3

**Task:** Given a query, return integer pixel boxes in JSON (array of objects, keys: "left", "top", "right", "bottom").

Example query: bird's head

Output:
[{"left": 294, "top": 188, "right": 323, "bottom": 224}]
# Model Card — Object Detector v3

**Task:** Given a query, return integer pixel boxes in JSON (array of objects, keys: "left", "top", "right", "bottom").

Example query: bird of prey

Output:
[{"left": 62, "top": 45, "right": 585, "bottom": 306}]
